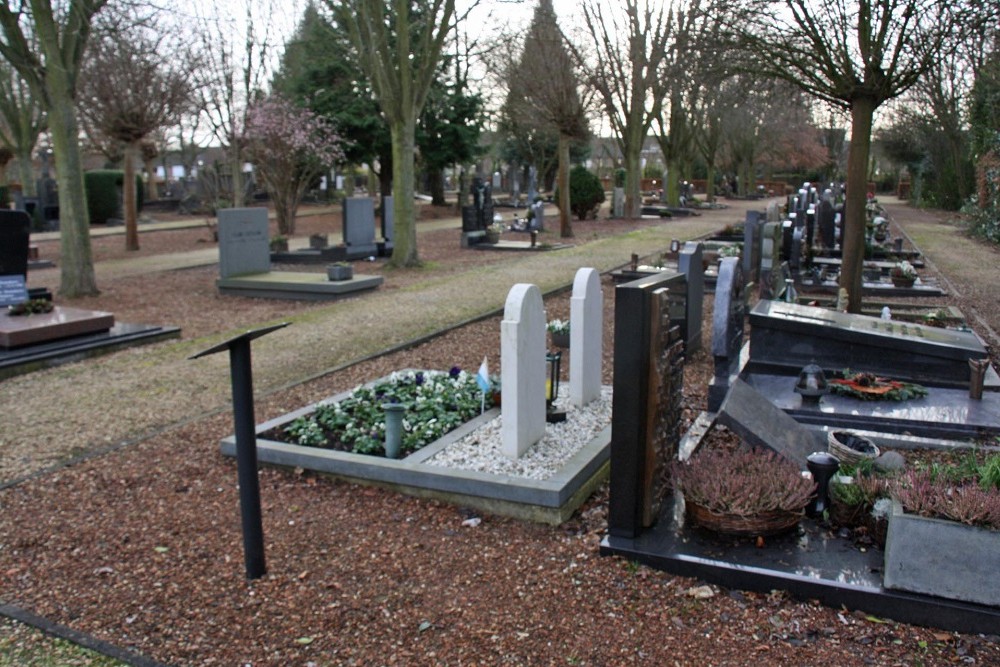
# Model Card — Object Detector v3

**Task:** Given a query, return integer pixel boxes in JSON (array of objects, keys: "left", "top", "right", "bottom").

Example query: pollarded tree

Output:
[
  {"left": 505, "top": 0, "right": 591, "bottom": 237},
  {"left": 0, "top": 0, "right": 110, "bottom": 297},
  {"left": 723, "top": 0, "right": 985, "bottom": 313},
  {"left": 327, "top": 0, "right": 457, "bottom": 268},
  {"left": 79, "top": 23, "right": 194, "bottom": 251},
  {"left": 577, "top": 0, "right": 678, "bottom": 219},
  {"left": 244, "top": 95, "right": 344, "bottom": 235},
  {"left": 0, "top": 59, "right": 46, "bottom": 197}
]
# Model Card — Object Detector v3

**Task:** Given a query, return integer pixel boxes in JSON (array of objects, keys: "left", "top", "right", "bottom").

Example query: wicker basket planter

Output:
[
  {"left": 828, "top": 430, "right": 880, "bottom": 466},
  {"left": 686, "top": 500, "right": 802, "bottom": 537}
]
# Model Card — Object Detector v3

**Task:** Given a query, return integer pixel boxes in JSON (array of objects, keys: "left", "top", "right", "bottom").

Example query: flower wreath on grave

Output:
[
  {"left": 7, "top": 299, "right": 54, "bottom": 316},
  {"left": 827, "top": 369, "right": 928, "bottom": 402}
]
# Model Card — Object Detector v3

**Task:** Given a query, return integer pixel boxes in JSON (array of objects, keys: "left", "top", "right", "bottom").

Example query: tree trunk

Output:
[
  {"left": 123, "top": 141, "right": 140, "bottom": 251},
  {"left": 841, "top": 96, "right": 877, "bottom": 314},
  {"left": 427, "top": 167, "right": 445, "bottom": 206},
  {"left": 705, "top": 161, "right": 716, "bottom": 204},
  {"left": 557, "top": 133, "right": 572, "bottom": 238},
  {"left": 47, "top": 77, "right": 98, "bottom": 297},
  {"left": 388, "top": 116, "right": 419, "bottom": 267},
  {"left": 230, "top": 150, "right": 245, "bottom": 207},
  {"left": 16, "top": 151, "right": 36, "bottom": 196},
  {"left": 623, "top": 132, "right": 643, "bottom": 219},
  {"left": 665, "top": 157, "right": 680, "bottom": 206}
]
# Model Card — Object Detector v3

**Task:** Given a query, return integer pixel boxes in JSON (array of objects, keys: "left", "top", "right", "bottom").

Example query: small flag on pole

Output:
[{"left": 476, "top": 356, "right": 490, "bottom": 393}]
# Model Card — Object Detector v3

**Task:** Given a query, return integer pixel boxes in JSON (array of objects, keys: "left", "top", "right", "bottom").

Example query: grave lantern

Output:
[
  {"left": 545, "top": 351, "right": 566, "bottom": 423},
  {"left": 794, "top": 363, "right": 828, "bottom": 405}
]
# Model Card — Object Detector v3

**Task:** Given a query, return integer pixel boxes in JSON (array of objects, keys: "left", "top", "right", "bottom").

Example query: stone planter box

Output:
[
  {"left": 327, "top": 264, "right": 353, "bottom": 281},
  {"left": 883, "top": 500, "right": 1000, "bottom": 608}
]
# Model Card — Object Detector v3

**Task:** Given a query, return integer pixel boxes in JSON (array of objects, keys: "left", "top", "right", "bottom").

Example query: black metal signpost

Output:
[{"left": 190, "top": 323, "right": 289, "bottom": 579}]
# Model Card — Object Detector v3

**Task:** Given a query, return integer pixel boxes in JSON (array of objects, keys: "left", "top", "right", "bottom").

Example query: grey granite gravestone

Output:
[
  {"left": 789, "top": 226, "right": 803, "bottom": 274},
  {"left": 708, "top": 257, "right": 745, "bottom": 411},
  {"left": 817, "top": 199, "right": 836, "bottom": 249},
  {"left": 759, "top": 221, "right": 782, "bottom": 300},
  {"left": 217, "top": 208, "right": 270, "bottom": 279},
  {"left": 766, "top": 200, "right": 781, "bottom": 222},
  {"left": 782, "top": 217, "right": 795, "bottom": 262},
  {"left": 717, "top": 378, "right": 818, "bottom": 469},
  {"left": 677, "top": 242, "right": 704, "bottom": 353},
  {"left": 0, "top": 210, "right": 31, "bottom": 278},
  {"left": 748, "top": 300, "right": 991, "bottom": 387},
  {"left": 343, "top": 197, "right": 378, "bottom": 259}
]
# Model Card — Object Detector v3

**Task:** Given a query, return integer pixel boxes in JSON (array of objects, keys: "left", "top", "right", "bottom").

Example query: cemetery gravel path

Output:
[{"left": 0, "top": 204, "right": 751, "bottom": 485}]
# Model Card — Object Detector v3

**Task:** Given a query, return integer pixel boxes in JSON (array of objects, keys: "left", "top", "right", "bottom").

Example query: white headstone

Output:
[
  {"left": 570, "top": 268, "right": 602, "bottom": 407},
  {"left": 501, "top": 283, "right": 546, "bottom": 458}
]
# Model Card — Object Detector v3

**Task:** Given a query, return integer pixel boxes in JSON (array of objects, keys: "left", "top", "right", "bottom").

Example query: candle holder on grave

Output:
[{"left": 545, "top": 350, "right": 566, "bottom": 423}]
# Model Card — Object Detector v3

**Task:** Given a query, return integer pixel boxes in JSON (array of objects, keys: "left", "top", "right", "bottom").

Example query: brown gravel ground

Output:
[{"left": 2, "top": 199, "right": 1000, "bottom": 666}]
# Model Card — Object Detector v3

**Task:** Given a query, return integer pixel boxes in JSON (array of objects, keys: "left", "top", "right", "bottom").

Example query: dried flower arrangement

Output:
[{"left": 828, "top": 370, "right": 928, "bottom": 401}]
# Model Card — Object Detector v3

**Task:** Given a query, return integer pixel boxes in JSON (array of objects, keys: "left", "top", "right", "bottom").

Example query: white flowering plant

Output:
[
  {"left": 891, "top": 260, "right": 917, "bottom": 280},
  {"left": 283, "top": 369, "right": 495, "bottom": 456},
  {"left": 546, "top": 319, "right": 570, "bottom": 335}
]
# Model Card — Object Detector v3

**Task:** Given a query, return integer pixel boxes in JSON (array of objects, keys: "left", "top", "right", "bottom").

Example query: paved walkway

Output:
[{"left": 1, "top": 200, "right": 764, "bottom": 483}]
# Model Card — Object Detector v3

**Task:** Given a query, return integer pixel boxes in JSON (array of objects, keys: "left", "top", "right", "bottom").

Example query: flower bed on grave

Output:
[{"left": 267, "top": 368, "right": 496, "bottom": 458}]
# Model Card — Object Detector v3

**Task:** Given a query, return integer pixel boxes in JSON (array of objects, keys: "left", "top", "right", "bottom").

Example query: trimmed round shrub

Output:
[
  {"left": 84, "top": 170, "right": 145, "bottom": 225},
  {"left": 569, "top": 165, "right": 606, "bottom": 220}
]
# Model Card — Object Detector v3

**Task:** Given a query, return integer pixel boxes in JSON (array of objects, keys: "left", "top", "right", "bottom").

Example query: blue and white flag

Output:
[{"left": 476, "top": 356, "right": 490, "bottom": 393}]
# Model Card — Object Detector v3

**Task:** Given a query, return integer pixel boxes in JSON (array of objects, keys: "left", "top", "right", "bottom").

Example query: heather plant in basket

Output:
[{"left": 670, "top": 447, "right": 815, "bottom": 519}]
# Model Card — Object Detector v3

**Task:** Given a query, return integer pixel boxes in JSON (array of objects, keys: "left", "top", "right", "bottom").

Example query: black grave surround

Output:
[
  {"left": 601, "top": 495, "right": 1000, "bottom": 635},
  {"left": 747, "top": 300, "right": 990, "bottom": 388}
]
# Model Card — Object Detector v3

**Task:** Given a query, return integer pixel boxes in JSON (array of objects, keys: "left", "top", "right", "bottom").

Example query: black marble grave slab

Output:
[
  {"left": 0, "top": 322, "right": 180, "bottom": 380},
  {"left": 748, "top": 300, "right": 989, "bottom": 387},
  {"left": 601, "top": 494, "right": 1000, "bottom": 635},
  {"left": 744, "top": 371, "right": 1000, "bottom": 439}
]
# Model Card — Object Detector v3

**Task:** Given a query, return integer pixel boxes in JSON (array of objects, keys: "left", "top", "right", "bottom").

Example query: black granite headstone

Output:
[
  {"left": 0, "top": 210, "right": 31, "bottom": 277},
  {"left": 717, "top": 378, "right": 818, "bottom": 469},
  {"left": 708, "top": 257, "right": 745, "bottom": 411},
  {"left": 677, "top": 242, "right": 704, "bottom": 354},
  {"left": 609, "top": 272, "right": 686, "bottom": 538},
  {"left": 817, "top": 200, "right": 835, "bottom": 249},
  {"left": 748, "top": 300, "right": 991, "bottom": 387}
]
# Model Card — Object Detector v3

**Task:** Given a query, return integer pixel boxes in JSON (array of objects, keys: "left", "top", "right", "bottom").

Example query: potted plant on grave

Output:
[
  {"left": 270, "top": 235, "right": 289, "bottom": 252},
  {"left": 828, "top": 462, "right": 894, "bottom": 546},
  {"left": 889, "top": 260, "right": 917, "bottom": 287},
  {"left": 883, "top": 454, "right": 1000, "bottom": 606},
  {"left": 484, "top": 220, "right": 504, "bottom": 244},
  {"left": 547, "top": 318, "right": 570, "bottom": 348},
  {"left": 327, "top": 261, "right": 353, "bottom": 281},
  {"left": 669, "top": 447, "right": 816, "bottom": 537}
]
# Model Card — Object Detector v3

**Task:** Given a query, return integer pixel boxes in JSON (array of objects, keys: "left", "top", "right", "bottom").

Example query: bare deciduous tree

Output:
[
  {"left": 0, "top": 58, "right": 46, "bottom": 197},
  {"left": 0, "top": 0, "right": 110, "bottom": 297},
  {"left": 328, "top": 0, "right": 459, "bottom": 267},
  {"left": 576, "top": 0, "right": 678, "bottom": 218},
  {"left": 79, "top": 21, "right": 195, "bottom": 251},
  {"left": 723, "top": 0, "right": 983, "bottom": 312}
]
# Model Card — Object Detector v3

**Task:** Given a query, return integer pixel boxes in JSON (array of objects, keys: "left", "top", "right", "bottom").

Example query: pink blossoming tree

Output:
[{"left": 245, "top": 95, "right": 344, "bottom": 235}]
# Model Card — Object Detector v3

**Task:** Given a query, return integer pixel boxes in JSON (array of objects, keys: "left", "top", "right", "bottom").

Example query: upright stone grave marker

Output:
[
  {"left": 612, "top": 187, "right": 625, "bottom": 218},
  {"left": 608, "top": 273, "right": 685, "bottom": 537},
  {"left": 759, "top": 221, "right": 782, "bottom": 300},
  {"left": 708, "top": 257, "right": 745, "bottom": 412},
  {"left": 0, "top": 210, "right": 31, "bottom": 278},
  {"left": 0, "top": 211, "right": 31, "bottom": 306},
  {"left": 343, "top": 197, "right": 378, "bottom": 259},
  {"left": 218, "top": 208, "right": 270, "bottom": 279},
  {"left": 817, "top": 199, "right": 836, "bottom": 250},
  {"left": 501, "top": 284, "right": 546, "bottom": 458},
  {"left": 381, "top": 195, "right": 394, "bottom": 256},
  {"left": 530, "top": 200, "right": 545, "bottom": 231},
  {"left": 782, "top": 216, "right": 795, "bottom": 262},
  {"left": 570, "top": 268, "right": 603, "bottom": 407},
  {"left": 742, "top": 211, "right": 763, "bottom": 288},
  {"left": 789, "top": 227, "right": 803, "bottom": 276},
  {"left": 677, "top": 242, "right": 704, "bottom": 353},
  {"left": 766, "top": 200, "right": 781, "bottom": 222}
]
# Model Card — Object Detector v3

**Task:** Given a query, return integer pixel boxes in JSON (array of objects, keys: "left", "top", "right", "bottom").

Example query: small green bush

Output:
[
  {"left": 568, "top": 165, "right": 606, "bottom": 221},
  {"left": 84, "top": 170, "right": 145, "bottom": 225}
]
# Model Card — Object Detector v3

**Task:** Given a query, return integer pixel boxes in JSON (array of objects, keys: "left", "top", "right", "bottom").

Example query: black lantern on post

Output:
[{"left": 546, "top": 350, "right": 566, "bottom": 423}]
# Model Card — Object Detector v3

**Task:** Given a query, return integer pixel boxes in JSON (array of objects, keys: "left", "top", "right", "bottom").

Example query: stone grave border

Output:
[{"left": 220, "top": 377, "right": 612, "bottom": 525}]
